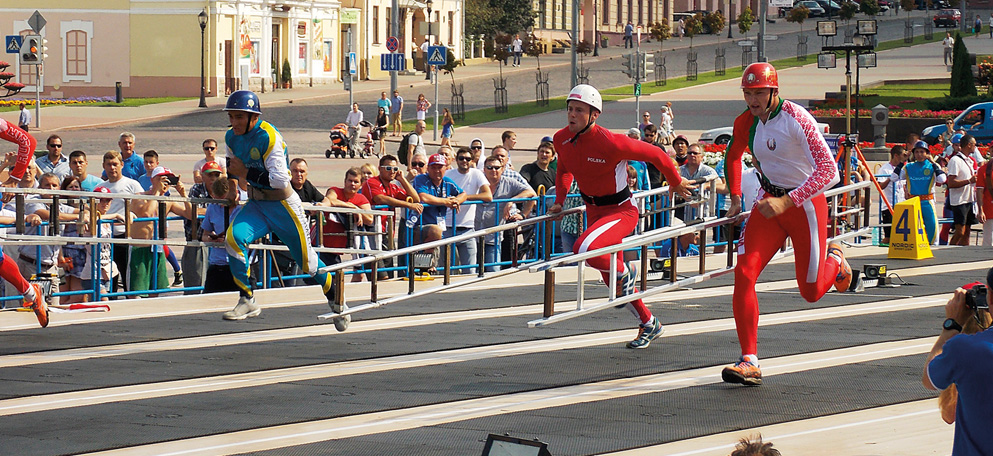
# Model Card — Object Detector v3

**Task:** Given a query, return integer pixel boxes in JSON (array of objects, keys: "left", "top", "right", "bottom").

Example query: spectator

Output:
[
  {"left": 128, "top": 167, "right": 193, "bottom": 296},
  {"left": 660, "top": 103, "right": 675, "bottom": 144},
  {"left": 100, "top": 150, "right": 147, "bottom": 295},
  {"left": 72, "top": 186, "right": 121, "bottom": 302},
  {"left": 60, "top": 176, "right": 87, "bottom": 303},
  {"left": 947, "top": 134, "right": 979, "bottom": 245},
  {"left": 512, "top": 34, "right": 523, "bottom": 66},
  {"left": 476, "top": 156, "right": 536, "bottom": 270},
  {"left": 408, "top": 120, "right": 427, "bottom": 159},
  {"left": 15, "top": 171, "right": 78, "bottom": 306},
  {"left": 943, "top": 32, "right": 954, "bottom": 65},
  {"left": 420, "top": 38, "right": 430, "bottom": 73},
  {"left": 200, "top": 176, "right": 244, "bottom": 294},
  {"left": 977, "top": 156, "right": 993, "bottom": 247},
  {"left": 18, "top": 103, "right": 30, "bottom": 132},
  {"left": 923, "top": 271, "right": 993, "bottom": 456},
  {"left": 440, "top": 145, "right": 457, "bottom": 171},
  {"left": 362, "top": 154, "right": 423, "bottom": 275},
  {"left": 940, "top": 120, "right": 956, "bottom": 148},
  {"left": 501, "top": 130, "right": 518, "bottom": 161},
  {"left": 519, "top": 140, "right": 557, "bottom": 193},
  {"left": 638, "top": 112, "right": 653, "bottom": 138},
  {"left": 678, "top": 143, "right": 720, "bottom": 221},
  {"left": 412, "top": 153, "right": 466, "bottom": 269},
  {"left": 321, "top": 167, "right": 374, "bottom": 278},
  {"left": 491, "top": 146, "right": 529, "bottom": 188},
  {"left": 181, "top": 161, "right": 224, "bottom": 295},
  {"left": 626, "top": 127, "right": 641, "bottom": 140},
  {"left": 405, "top": 151, "right": 428, "bottom": 182},
  {"left": 624, "top": 21, "right": 634, "bottom": 48},
  {"left": 111, "top": 132, "right": 145, "bottom": 181},
  {"left": 345, "top": 103, "right": 364, "bottom": 154},
  {"left": 558, "top": 179, "right": 583, "bottom": 254},
  {"left": 68, "top": 150, "right": 104, "bottom": 191},
  {"left": 878, "top": 145, "right": 909, "bottom": 244},
  {"left": 193, "top": 139, "right": 226, "bottom": 184},
  {"left": 137, "top": 150, "right": 161, "bottom": 191},
  {"left": 937, "top": 283, "right": 993, "bottom": 425},
  {"left": 377, "top": 91, "right": 392, "bottom": 117},
  {"left": 390, "top": 90, "right": 404, "bottom": 136},
  {"left": 469, "top": 138, "right": 485, "bottom": 168},
  {"left": 289, "top": 158, "right": 324, "bottom": 203},
  {"left": 678, "top": 17, "right": 685, "bottom": 40},
  {"left": 729, "top": 435, "right": 782, "bottom": 456},
  {"left": 360, "top": 163, "right": 378, "bottom": 183},
  {"left": 445, "top": 147, "right": 493, "bottom": 273},
  {"left": 641, "top": 124, "right": 668, "bottom": 188},
  {"left": 672, "top": 135, "right": 690, "bottom": 165},
  {"left": 375, "top": 107, "right": 389, "bottom": 156},
  {"left": 416, "top": 94, "right": 431, "bottom": 122},
  {"left": 441, "top": 108, "right": 455, "bottom": 147},
  {"left": 37, "top": 135, "right": 70, "bottom": 180}
]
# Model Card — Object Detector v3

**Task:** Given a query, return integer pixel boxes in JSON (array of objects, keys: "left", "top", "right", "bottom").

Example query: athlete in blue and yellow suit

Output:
[
  {"left": 901, "top": 140, "right": 947, "bottom": 245},
  {"left": 220, "top": 90, "right": 349, "bottom": 330}
]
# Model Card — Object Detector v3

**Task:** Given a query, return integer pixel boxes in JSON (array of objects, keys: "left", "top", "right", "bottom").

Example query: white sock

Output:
[
  {"left": 22, "top": 285, "right": 36, "bottom": 303},
  {"left": 743, "top": 354, "right": 759, "bottom": 365}
]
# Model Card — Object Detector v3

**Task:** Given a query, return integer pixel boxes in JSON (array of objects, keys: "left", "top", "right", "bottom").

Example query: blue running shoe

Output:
[{"left": 626, "top": 316, "right": 664, "bottom": 349}]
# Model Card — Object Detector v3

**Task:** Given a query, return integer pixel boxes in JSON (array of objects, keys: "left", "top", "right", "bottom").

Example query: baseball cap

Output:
[
  {"left": 540, "top": 136, "right": 553, "bottom": 144},
  {"left": 201, "top": 161, "right": 223, "bottom": 174},
  {"left": 951, "top": 133, "right": 963, "bottom": 144},
  {"left": 672, "top": 135, "right": 690, "bottom": 146},
  {"left": 428, "top": 153, "right": 447, "bottom": 167},
  {"left": 151, "top": 166, "right": 175, "bottom": 179},
  {"left": 93, "top": 186, "right": 112, "bottom": 199}
]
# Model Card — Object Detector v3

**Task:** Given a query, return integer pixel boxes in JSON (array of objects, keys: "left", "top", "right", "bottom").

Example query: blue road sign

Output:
[
  {"left": 380, "top": 53, "right": 406, "bottom": 72},
  {"left": 427, "top": 46, "right": 447, "bottom": 66},
  {"left": 349, "top": 52, "right": 357, "bottom": 75},
  {"left": 5, "top": 35, "right": 23, "bottom": 54}
]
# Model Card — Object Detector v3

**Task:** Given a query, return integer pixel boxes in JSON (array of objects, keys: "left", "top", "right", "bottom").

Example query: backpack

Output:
[{"left": 397, "top": 132, "right": 414, "bottom": 165}]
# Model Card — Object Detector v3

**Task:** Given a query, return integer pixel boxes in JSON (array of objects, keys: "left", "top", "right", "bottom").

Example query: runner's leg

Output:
[{"left": 780, "top": 194, "right": 840, "bottom": 302}]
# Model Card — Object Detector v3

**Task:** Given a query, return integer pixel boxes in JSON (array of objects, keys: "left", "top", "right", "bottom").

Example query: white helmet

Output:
[{"left": 567, "top": 84, "right": 602, "bottom": 113}]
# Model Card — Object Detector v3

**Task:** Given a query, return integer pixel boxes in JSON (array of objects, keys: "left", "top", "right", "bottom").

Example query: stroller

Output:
[
  {"left": 326, "top": 123, "right": 351, "bottom": 158},
  {"left": 358, "top": 120, "right": 376, "bottom": 158}
]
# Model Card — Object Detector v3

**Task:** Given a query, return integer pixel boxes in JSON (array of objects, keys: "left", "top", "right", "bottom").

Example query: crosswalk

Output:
[{"left": 0, "top": 246, "right": 985, "bottom": 455}]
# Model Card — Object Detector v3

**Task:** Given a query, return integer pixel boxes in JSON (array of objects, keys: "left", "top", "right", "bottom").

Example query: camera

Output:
[
  {"left": 965, "top": 284, "right": 989, "bottom": 311},
  {"left": 166, "top": 175, "right": 180, "bottom": 186}
]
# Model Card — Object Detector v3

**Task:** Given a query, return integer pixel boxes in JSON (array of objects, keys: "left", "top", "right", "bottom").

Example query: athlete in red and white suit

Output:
[
  {"left": 0, "top": 118, "right": 48, "bottom": 327},
  {"left": 721, "top": 63, "right": 851, "bottom": 385},
  {"left": 549, "top": 84, "right": 694, "bottom": 349}
]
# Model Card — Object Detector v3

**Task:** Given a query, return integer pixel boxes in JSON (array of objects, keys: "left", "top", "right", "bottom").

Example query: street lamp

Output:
[
  {"left": 198, "top": 8, "right": 208, "bottom": 108},
  {"left": 425, "top": 0, "right": 433, "bottom": 80}
]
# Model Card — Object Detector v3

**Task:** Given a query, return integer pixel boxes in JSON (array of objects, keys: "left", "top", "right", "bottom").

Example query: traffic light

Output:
[
  {"left": 642, "top": 53, "right": 654, "bottom": 76},
  {"left": 621, "top": 52, "right": 636, "bottom": 79},
  {"left": 19, "top": 35, "right": 43, "bottom": 65}
]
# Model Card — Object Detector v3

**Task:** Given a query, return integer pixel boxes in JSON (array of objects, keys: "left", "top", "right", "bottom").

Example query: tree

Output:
[
  {"left": 466, "top": 0, "right": 536, "bottom": 37},
  {"left": 649, "top": 19, "right": 672, "bottom": 52},
  {"left": 900, "top": 0, "right": 916, "bottom": 14},
  {"left": 491, "top": 34, "right": 512, "bottom": 81},
  {"left": 787, "top": 6, "right": 811, "bottom": 34},
  {"left": 524, "top": 33, "right": 544, "bottom": 71},
  {"left": 466, "top": 1, "right": 500, "bottom": 37},
  {"left": 950, "top": 32, "right": 977, "bottom": 97},
  {"left": 738, "top": 7, "right": 754, "bottom": 37},
  {"left": 685, "top": 13, "right": 704, "bottom": 47},
  {"left": 860, "top": 0, "right": 881, "bottom": 16},
  {"left": 575, "top": 39, "right": 593, "bottom": 67},
  {"left": 281, "top": 59, "right": 292, "bottom": 88},
  {"left": 705, "top": 11, "right": 726, "bottom": 37},
  {"left": 839, "top": 1, "right": 859, "bottom": 23},
  {"left": 440, "top": 48, "right": 462, "bottom": 84}
]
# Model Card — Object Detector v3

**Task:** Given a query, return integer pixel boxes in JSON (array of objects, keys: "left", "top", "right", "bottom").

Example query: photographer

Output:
[{"left": 922, "top": 267, "right": 993, "bottom": 456}]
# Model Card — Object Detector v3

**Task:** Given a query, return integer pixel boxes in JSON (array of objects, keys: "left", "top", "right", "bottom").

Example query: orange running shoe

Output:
[
  {"left": 722, "top": 357, "right": 762, "bottom": 386},
  {"left": 827, "top": 242, "right": 852, "bottom": 292},
  {"left": 23, "top": 283, "right": 48, "bottom": 328}
]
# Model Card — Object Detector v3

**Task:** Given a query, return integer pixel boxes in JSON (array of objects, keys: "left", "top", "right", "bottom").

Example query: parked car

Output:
[
  {"left": 813, "top": 0, "right": 842, "bottom": 16},
  {"left": 920, "top": 0, "right": 951, "bottom": 9},
  {"left": 933, "top": 9, "right": 961, "bottom": 28},
  {"left": 698, "top": 122, "right": 830, "bottom": 145},
  {"left": 673, "top": 11, "right": 713, "bottom": 34},
  {"left": 922, "top": 102, "right": 993, "bottom": 144},
  {"left": 795, "top": 0, "right": 827, "bottom": 17}
]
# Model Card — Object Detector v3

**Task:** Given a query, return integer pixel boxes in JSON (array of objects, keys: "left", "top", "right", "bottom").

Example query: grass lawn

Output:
[
  {"left": 845, "top": 83, "right": 950, "bottom": 110},
  {"left": 0, "top": 97, "right": 193, "bottom": 112}
]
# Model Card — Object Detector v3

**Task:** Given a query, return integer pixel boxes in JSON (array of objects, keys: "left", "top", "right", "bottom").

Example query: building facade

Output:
[{"left": 1, "top": 0, "right": 462, "bottom": 99}]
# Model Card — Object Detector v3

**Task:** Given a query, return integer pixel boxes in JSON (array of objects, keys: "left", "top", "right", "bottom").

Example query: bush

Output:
[
  {"left": 950, "top": 33, "right": 977, "bottom": 97},
  {"left": 924, "top": 95, "right": 993, "bottom": 111}
]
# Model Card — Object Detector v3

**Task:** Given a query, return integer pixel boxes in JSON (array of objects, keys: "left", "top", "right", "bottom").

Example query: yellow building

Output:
[{"left": 1, "top": 0, "right": 462, "bottom": 99}]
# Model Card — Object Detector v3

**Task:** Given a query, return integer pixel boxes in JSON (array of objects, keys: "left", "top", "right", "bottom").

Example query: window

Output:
[
  {"left": 385, "top": 8, "right": 392, "bottom": 38},
  {"left": 617, "top": 0, "right": 623, "bottom": 24},
  {"left": 647, "top": 0, "right": 652, "bottom": 25},
  {"left": 539, "top": 0, "right": 547, "bottom": 28},
  {"left": 373, "top": 7, "right": 380, "bottom": 44},
  {"left": 562, "top": 0, "right": 567, "bottom": 29},
  {"left": 603, "top": 0, "right": 610, "bottom": 25},
  {"left": 627, "top": 0, "right": 633, "bottom": 23},
  {"left": 638, "top": 0, "right": 643, "bottom": 25},
  {"left": 61, "top": 20, "right": 94, "bottom": 83},
  {"left": 448, "top": 12, "right": 454, "bottom": 45}
]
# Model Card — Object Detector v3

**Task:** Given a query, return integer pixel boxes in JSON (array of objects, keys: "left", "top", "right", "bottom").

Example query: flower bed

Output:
[
  {"left": 808, "top": 108, "right": 962, "bottom": 119},
  {"left": 0, "top": 97, "right": 115, "bottom": 108},
  {"left": 700, "top": 141, "right": 990, "bottom": 158}
]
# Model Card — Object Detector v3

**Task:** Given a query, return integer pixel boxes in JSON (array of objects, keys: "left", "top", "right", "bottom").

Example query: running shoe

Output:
[
  {"left": 616, "top": 263, "right": 638, "bottom": 298},
  {"left": 222, "top": 295, "right": 261, "bottom": 320},
  {"left": 722, "top": 357, "right": 762, "bottom": 386},
  {"left": 626, "top": 316, "right": 664, "bottom": 349},
  {"left": 23, "top": 283, "right": 48, "bottom": 328},
  {"left": 172, "top": 271, "right": 184, "bottom": 287},
  {"left": 827, "top": 242, "right": 852, "bottom": 292},
  {"left": 330, "top": 301, "right": 351, "bottom": 332}
]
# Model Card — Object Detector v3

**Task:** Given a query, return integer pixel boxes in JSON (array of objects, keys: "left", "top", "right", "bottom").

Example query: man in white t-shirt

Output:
[
  {"left": 878, "top": 145, "right": 909, "bottom": 244},
  {"left": 946, "top": 134, "right": 980, "bottom": 245},
  {"left": 512, "top": 34, "right": 523, "bottom": 67},
  {"left": 193, "top": 138, "right": 226, "bottom": 184},
  {"left": 407, "top": 120, "right": 427, "bottom": 159},
  {"left": 943, "top": 32, "right": 954, "bottom": 65},
  {"left": 100, "top": 150, "right": 145, "bottom": 293},
  {"left": 444, "top": 147, "right": 492, "bottom": 273}
]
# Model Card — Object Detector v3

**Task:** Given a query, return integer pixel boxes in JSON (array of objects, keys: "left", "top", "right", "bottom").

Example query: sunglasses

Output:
[
  {"left": 411, "top": 162, "right": 426, "bottom": 167},
  {"left": 456, "top": 156, "right": 472, "bottom": 161},
  {"left": 204, "top": 146, "right": 216, "bottom": 151},
  {"left": 382, "top": 166, "right": 399, "bottom": 171},
  {"left": 687, "top": 152, "right": 700, "bottom": 156},
  {"left": 485, "top": 166, "right": 502, "bottom": 170},
  {"left": 471, "top": 145, "right": 482, "bottom": 150},
  {"left": 48, "top": 144, "right": 62, "bottom": 148}
]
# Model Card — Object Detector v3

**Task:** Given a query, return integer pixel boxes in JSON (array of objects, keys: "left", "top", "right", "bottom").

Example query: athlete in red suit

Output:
[
  {"left": 0, "top": 118, "right": 48, "bottom": 327},
  {"left": 548, "top": 85, "right": 694, "bottom": 349},
  {"left": 721, "top": 63, "right": 852, "bottom": 385}
]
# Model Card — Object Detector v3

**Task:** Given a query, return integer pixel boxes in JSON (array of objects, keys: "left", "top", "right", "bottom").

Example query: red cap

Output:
[
  {"left": 428, "top": 153, "right": 447, "bottom": 167},
  {"left": 151, "top": 166, "right": 175, "bottom": 179},
  {"left": 741, "top": 62, "right": 779, "bottom": 90},
  {"left": 201, "top": 161, "right": 223, "bottom": 174}
]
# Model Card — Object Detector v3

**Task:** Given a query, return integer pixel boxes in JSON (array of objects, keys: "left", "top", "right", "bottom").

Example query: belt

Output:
[
  {"left": 915, "top": 194, "right": 934, "bottom": 201},
  {"left": 759, "top": 178, "right": 794, "bottom": 198},
  {"left": 580, "top": 187, "right": 631, "bottom": 207},
  {"left": 19, "top": 254, "right": 54, "bottom": 268},
  {"left": 248, "top": 186, "right": 293, "bottom": 201}
]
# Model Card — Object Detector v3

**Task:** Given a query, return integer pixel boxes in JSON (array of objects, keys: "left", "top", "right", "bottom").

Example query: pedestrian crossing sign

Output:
[
  {"left": 5, "top": 35, "right": 23, "bottom": 54},
  {"left": 887, "top": 197, "right": 932, "bottom": 260},
  {"left": 427, "top": 46, "right": 447, "bottom": 66}
]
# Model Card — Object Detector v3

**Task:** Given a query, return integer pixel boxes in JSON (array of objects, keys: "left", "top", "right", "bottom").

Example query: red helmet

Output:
[{"left": 741, "top": 62, "right": 779, "bottom": 90}]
